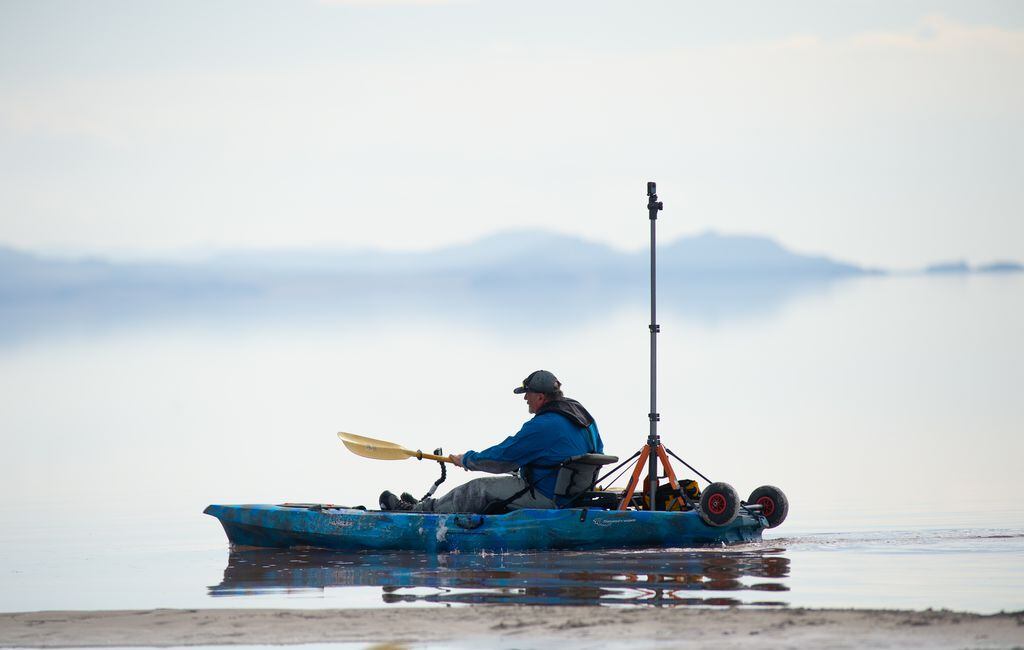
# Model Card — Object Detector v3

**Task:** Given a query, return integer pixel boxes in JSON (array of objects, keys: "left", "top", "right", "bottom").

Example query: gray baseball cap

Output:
[{"left": 513, "top": 370, "right": 561, "bottom": 395}]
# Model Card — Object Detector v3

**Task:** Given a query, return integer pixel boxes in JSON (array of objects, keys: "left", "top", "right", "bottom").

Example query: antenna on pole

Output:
[{"left": 646, "top": 181, "right": 664, "bottom": 507}]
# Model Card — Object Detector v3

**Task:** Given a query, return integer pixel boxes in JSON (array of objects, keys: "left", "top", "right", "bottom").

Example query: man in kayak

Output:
[{"left": 379, "top": 370, "right": 603, "bottom": 513}]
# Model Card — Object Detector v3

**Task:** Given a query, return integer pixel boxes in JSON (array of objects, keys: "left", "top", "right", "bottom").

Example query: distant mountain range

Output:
[
  {"left": 0, "top": 230, "right": 1019, "bottom": 300},
  {"left": 924, "top": 260, "right": 1024, "bottom": 274}
]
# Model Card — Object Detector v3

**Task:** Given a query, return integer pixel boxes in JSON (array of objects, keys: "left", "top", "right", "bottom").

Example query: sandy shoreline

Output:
[{"left": 1, "top": 607, "right": 1022, "bottom": 649}]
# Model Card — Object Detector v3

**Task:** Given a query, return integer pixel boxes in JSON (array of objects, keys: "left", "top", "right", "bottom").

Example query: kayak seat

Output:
[
  {"left": 554, "top": 453, "right": 619, "bottom": 508},
  {"left": 480, "top": 453, "right": 620, "bottom": 515}
]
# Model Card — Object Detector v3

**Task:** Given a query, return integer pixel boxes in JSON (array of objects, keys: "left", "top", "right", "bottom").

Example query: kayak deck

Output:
[{"left": 204, "top": 503, "right": 767, "bottom": 552}]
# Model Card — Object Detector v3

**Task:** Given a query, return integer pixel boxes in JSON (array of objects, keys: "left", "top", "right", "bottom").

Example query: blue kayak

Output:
[{"left": 204, "top": 503, "right": 767, "bottom": 552}]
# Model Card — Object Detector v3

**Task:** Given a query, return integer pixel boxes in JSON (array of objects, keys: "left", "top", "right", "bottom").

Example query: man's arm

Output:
[{"left": 458, "top": 418, "right": 549, "bottom": 474}]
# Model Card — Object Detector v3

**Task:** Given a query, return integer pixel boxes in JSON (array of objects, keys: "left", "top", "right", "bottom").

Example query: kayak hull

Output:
[{"left": 204, "top": 504, "right": 767, "bottom": 552}]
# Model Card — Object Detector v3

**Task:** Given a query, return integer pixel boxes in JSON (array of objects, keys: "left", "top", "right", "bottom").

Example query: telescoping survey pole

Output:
[
  {"left": 614, "top": 182, "right": 683, "bottom": 512},
  {"left": 646, "top": 181, "right": 664, "bottom": 507}
]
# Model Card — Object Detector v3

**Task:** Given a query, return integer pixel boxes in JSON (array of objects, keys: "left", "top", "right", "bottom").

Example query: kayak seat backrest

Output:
[{"left": 553, "top": 453, "right": 619, "bottom": 501}]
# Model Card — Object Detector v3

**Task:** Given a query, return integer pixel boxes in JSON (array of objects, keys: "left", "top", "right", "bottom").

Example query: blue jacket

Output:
[{"left": 462, "top": 399, "right": 603, "bottom": 500}]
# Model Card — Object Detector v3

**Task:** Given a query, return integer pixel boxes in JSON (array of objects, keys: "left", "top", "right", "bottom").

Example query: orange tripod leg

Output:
[
  {"left": 616, "top": 445, "right": 650, "bottom": 510},
  {"left": 656, "top": 445, "right": 686, "bottom": 510}
]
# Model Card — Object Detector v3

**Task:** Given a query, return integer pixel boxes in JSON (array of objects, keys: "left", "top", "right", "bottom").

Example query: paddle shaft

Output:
[{"left": 411, "top": 450, "right": 451, "bottom": 463}]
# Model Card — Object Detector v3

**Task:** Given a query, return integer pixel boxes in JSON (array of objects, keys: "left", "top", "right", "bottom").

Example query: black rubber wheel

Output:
[
  {"left": 747, "top": 485, "right": 789, "bottom": 528},
  {"left": 698, "top": 482, "right": 739, "bottom": 526}
]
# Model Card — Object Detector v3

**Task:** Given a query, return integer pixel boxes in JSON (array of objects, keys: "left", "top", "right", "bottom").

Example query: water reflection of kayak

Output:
[
  {"left": 204, "top": 503, "right": 767, "bottom": 553},
  {"left": 208, "top": 544, "right": 790, "bottom": 607}
]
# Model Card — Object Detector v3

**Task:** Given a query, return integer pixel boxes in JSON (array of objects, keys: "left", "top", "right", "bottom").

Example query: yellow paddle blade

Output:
[
  {"left": 336, "top": 431, "right": 453, "bottom": 463},
  {"left": 337, "top": 431, "right": 415, "bottom": 461},
  {"left": 338, "top": 431, "right": 405, "bottom": 450}
]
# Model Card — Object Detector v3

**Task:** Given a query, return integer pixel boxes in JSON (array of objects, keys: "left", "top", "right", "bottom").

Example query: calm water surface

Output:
[{"left": 1, "top": 274, "right": 1022, "bottom": 614}]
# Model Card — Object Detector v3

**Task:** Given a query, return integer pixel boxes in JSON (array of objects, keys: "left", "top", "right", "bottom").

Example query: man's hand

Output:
[{"left": 449, "top": 453, "right": 464, "bottom": 468}]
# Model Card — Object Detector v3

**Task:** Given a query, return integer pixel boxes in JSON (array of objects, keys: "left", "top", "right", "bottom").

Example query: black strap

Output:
[
  {"left": 663, "top": 447, "right": 713, "bottom": 484},
  {"left": 594, "top": 449, "right": 642, "bottom": 487},
  {"left": 482, "top": 479, "right": 535, "bottom": 514}
]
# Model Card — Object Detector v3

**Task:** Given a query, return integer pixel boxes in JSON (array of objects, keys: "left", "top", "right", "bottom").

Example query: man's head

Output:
[{"left": 513, "top": 370, "right": 563, "bottom": 414}]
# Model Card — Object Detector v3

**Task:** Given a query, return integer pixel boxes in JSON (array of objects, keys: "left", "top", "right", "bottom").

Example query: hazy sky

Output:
[{"left": 1, "top": 0, "right": 1021, "bottom": 268}]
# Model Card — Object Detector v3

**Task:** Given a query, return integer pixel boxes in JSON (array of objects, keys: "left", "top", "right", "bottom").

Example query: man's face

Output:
[{"left": 524, "top": 391, "right": 547, "bottom": 414}]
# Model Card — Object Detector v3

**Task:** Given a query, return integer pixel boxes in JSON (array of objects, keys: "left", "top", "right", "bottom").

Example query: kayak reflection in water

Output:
[
  {"left": 209, "top": 546, "right": 791, "bottom": 607},
  {"left": 379, "top": 370, "right": 604, "bottom": 514}
]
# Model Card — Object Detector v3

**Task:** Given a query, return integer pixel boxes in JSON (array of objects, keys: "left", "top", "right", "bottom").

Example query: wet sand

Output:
[{"left": 1, "top": 607, "right": 1022, "bottom": 649}]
